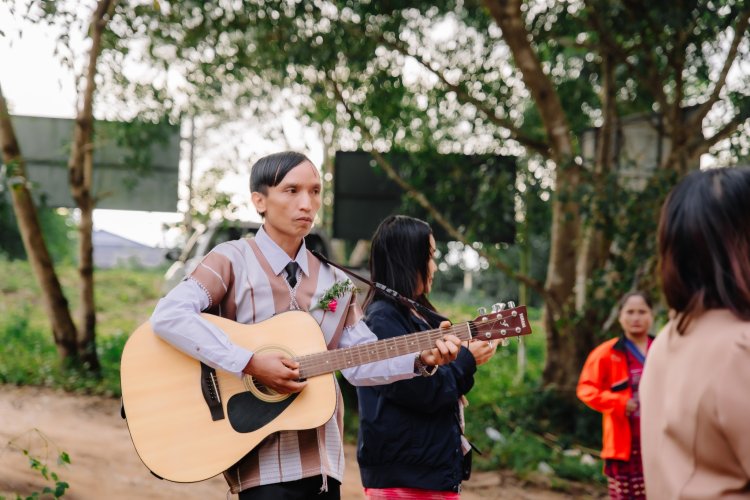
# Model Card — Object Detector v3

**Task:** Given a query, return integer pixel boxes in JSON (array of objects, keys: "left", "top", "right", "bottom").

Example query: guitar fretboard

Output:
[{"left": 295, "top": 323, "right": 474, "bottom": 379}]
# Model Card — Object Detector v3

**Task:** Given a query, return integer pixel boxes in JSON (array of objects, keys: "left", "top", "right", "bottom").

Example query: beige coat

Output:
[{"left": 640, "top": 309, "right": 750, "bottom": 499}]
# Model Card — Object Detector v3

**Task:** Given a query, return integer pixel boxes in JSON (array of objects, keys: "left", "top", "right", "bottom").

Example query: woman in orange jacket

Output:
[{"left": 577, "top": 291, "right": 654, "bottom": 500}]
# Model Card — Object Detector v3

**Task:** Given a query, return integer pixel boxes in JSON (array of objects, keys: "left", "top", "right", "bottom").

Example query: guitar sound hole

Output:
[
  {"left": 241, "top": 345, "right": 296, "bottom": 403},
  {"left": 252, "top": 379, "right": 279, "bottom": 397},
  {"left": 243, "top": 375, "right": 290, "bottom": 403}
]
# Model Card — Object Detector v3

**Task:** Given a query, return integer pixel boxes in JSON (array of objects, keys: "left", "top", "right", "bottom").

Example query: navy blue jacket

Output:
[{"left": 357, "top": 299, "right": 477, "bottom": 492}]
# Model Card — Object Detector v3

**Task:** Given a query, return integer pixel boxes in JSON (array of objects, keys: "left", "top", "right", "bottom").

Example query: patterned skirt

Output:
[
  {"left": 603, "top": 439, "right": 646, "bottom": 499},
  {"left": 364, "top": 488, "right": 460, "bottom": 499}
]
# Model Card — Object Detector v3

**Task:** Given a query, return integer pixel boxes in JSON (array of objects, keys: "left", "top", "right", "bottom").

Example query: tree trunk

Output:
[
  {"left": 515, "top": 190, "right": 530, "bottom": 384},
  {"left": 575, "top": 54, "right": 618, "bottom": 313},
  {"left": 69, "top": 104, "right": 99, "bottom": 372},
  {"left": 67, "top": 0, "right": 116, "bottom": 374},
  {"left": 0, "top": 87, "right": 79, "bottom": 360},
  {"left": 76, "top": 195, "right": 100, "bottom": 371},
  {"left": 485, "top": 0, "right": 582, "bottom": 392},
  {"left": 69, "top": 100, "right": 100, "bottom": 373}
]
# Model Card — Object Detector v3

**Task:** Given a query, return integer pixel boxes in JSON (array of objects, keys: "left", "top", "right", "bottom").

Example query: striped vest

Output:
[{"left": 189, "top": 237, "right": 360, "bottom": 492}]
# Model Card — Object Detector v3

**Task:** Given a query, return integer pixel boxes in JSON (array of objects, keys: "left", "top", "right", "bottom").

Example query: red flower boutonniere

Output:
[{"left": 313, "top": 280, "right": 356, "bottom": 312}]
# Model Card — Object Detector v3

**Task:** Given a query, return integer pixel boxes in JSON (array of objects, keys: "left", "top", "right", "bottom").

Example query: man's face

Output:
[{"left": 251, "top": 160, "right": 322, "bottom": 242}]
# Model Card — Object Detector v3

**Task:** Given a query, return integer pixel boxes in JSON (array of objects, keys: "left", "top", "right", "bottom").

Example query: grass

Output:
[
  {"left": 0, "top": 258, "right": 163, "bottom": 396},
  {"left": 434, "top": 301, "right": 604, "bottom": 485},
  {"left": 0, "top": 258, "right": 605, "bottom": 489}
]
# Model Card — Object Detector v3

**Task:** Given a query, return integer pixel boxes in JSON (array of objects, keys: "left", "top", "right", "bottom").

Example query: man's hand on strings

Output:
[{"left": 242, "top": 352, "right": 307, "bottom": 394}]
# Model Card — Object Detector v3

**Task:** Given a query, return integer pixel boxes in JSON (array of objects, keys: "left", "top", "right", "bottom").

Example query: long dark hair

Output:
[
  {"left": 658, "top": 166, "right": 750, "bottom": 333},
  {"left": 365, "top": 215, "right": 437, "bottom": 316}
]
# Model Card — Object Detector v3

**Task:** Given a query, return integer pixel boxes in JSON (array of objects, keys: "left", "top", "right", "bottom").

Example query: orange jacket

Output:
[{"left": 576, "top": 336, "right": 633, "bottom": 461}]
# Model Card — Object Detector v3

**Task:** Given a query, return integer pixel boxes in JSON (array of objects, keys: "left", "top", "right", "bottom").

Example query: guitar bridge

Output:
[{"left": 200, "top": 363, "right": 225, "bottom": 421}]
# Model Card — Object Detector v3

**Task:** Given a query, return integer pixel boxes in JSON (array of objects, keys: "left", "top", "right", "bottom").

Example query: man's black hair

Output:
[
  {"left": 250, "top": 151, "right": 310, "bottom": 195},
  {"left": 250, "top": 151, "right": 311, "bottom": 217}
]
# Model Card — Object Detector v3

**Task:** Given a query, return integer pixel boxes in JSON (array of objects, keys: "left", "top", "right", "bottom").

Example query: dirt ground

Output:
[{"left": 0, "top": 385, "right": 603, "bottom": 499}]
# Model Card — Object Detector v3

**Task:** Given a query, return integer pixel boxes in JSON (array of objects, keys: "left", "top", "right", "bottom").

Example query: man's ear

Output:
[{"left": 251, "top": 191, "right": 266, "bottom": 216}]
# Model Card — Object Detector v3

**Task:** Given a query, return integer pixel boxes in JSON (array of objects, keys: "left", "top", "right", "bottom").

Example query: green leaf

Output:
[{"left": 54, "top": 482, "right": 70, "bottom": 498}]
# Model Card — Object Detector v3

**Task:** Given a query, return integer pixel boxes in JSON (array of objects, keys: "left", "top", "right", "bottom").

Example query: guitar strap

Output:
[{"left": 310, "top": 250, "right": 449, "bottom": 326}]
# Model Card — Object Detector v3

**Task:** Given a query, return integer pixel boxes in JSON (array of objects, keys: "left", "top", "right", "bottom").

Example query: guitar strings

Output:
[{"left": 296, "top": 314, "right": 525, "bottom": 378}]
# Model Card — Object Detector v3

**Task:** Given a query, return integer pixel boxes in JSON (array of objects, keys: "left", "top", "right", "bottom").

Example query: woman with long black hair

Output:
[{"left": 356, "top": 215, "right": 497, "bottom": 499}]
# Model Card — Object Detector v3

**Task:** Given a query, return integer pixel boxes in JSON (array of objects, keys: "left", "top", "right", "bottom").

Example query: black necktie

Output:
[{"left": 284, "top": 261, "right": 299, "bottom": 288}]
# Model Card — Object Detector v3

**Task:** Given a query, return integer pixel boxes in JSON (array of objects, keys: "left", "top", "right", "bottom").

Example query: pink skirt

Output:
[{"left": 364, "top": 487, "right": 460, "bottom": 499}]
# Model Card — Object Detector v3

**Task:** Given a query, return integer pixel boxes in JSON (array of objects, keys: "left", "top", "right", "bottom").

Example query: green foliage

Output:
[
  {"left": 0, "top": 306, "right": 123, "bottom": 396},
  {"left": 392, "top": 151, "right": 519, "bottom": 245},
  {"left": 188, "top": 164, "right": 244, "bottom": 224},
  {"left": 0, "top": 195, "right": 25, "bottom": 259},
  {"left": 0, "top": 260, "right": 163, "bottom": 396},
  {"left": 2, "top": 430, "right": 71, "bottom": 500},
  {"left": 313, "top": 279, "right": 357, "bottom": 312},
  {"left": 0, "top": 198, "right": 77, "bottom": 264},
  {"left": 1, "top": 138, "right": 76, "bottom": 264},
  {"left": 428, "top": 301, "right": 604, "bottom": 484},
  {"left": 37, "top": 208, "right": 77, "bottom": 266},
  {"left": 463, "top": 358, "right": 604, "bottom": 484},
  {"left": 431, "top": 235, "right": 550, "bottom": 309}
]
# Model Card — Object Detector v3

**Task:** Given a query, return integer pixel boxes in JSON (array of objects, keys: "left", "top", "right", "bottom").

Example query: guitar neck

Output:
[{"left": 295, "top": 324, "right": 473, "bottom": 379}]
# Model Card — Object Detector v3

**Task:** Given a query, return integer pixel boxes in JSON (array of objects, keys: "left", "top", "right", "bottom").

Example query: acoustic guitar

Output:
[{"left": 120, "top": 304, "right": 531, "bottom": 482}]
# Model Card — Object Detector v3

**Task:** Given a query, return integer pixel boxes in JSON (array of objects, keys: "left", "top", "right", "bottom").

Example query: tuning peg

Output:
[
  {"left": 501, "top": 338, "right": 510, "bottom": 347},
  {"left": 507, "top": 301, "right": 516, "bottom": 308},
  {"left": 491, "top": 303, "right": 506, "bottom": 313},
  {"left": 477, "top": 307, "right": 487, "bottom": 316}
]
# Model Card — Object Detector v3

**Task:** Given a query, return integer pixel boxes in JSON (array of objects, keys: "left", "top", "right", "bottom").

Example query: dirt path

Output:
[{"left": 0, "top": 385, "right": 601, "bottom": 499}]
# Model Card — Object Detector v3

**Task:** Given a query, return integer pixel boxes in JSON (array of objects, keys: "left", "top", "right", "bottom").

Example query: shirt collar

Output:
[{"left": 254, "top": 225, "right": 310, "bottom": 277}]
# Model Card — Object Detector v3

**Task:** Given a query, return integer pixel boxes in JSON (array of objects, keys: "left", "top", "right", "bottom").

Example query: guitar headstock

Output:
[{"left": 469, "top": 302, "right": 532, "bottom": 345}]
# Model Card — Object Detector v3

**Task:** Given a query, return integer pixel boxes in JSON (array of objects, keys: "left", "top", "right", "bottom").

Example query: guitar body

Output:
[{"left": 120, "top": 311, "right": 337, "bottom": 483}]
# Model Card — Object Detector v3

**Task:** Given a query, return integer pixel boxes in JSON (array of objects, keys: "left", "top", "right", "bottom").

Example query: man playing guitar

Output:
[{"left": 149, "top": 151, "right": 461, "bottom": 499}]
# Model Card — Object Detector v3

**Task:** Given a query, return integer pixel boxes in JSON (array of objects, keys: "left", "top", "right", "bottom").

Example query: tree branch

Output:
[
  {"left": 669, "top": 27, "right": 688, "bottom": 129},
  {"left": 327, "top": 74, "right": 549, "bottom": 300},
  {"left": 688, "top": 10, "right": 750, "bottom": 130},
  {"left": 485, "top": 0, "right": 581, "bottom": 315},
  {"left": 584, "top": 1, "right": 672, "bottom": 131},
  {"left": 484, "top": 0, "right": 573, "bottom": 163},
  {"left": 372, "top": 31, "right": 552, "bottom": 158},
  {"left": 68, "top": 0, "right": 116, "bottom": 198},
  {"left": 689, "top": 113, "right": 748, "bottom": 159}
]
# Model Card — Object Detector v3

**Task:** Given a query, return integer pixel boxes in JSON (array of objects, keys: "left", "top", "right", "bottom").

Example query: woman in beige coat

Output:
[{"left": 640, "top": 166, "right": 750, "bottom": 499}]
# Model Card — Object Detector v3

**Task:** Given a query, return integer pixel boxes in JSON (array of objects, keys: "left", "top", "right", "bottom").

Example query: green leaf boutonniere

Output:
[{"left": 313, "top": 279, "right": 357, "bottom": 313}]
